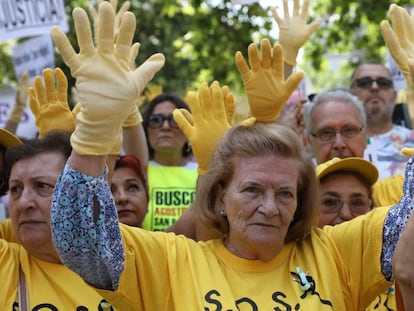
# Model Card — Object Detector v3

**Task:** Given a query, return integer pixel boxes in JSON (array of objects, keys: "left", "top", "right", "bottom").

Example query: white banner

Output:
[
  {"left": 12, "top": 35, "right": 55, "bottom": 79},
  {"left": 0, "top": 87, "right": 38, "bottom": 139},
  {"left": 0, "top": 0, "right": 68, "bottom": 41}
]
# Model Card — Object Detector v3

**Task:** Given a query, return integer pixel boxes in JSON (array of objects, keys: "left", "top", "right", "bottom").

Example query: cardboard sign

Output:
[
  {"left": 12, "top": 35, "right": 55, "bottom": 79},
  {"left": 0, "top": 0, "right": 68, "bottom": 41}
]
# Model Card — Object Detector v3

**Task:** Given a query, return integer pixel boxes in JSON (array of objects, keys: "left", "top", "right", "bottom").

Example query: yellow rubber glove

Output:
[
  {"left": 51, "top": 2, "right": 165, "bottom": 155},
  {"left": 401, "top": 147, "right": 414, "bottom": 158},
  {"left": 173, "top": 81, "right": 232, "bottom": 175},
  {"left": 380, "top": 4, "right": 414, "bottom": 89},
  {"left": 89, "top": 0, "right": 131, "bottom": 43},
  {"left": 29, "top": 68, "right": 78, "bottom": 138},
  {"left": 271, "top": 0, "right": 322, "bottom": 66},
  {"left": 235, "top": 39, "right": 304, "bottom": 122},
  {"left": 9, "top": 71, "right": 29, "bottom": 123}
]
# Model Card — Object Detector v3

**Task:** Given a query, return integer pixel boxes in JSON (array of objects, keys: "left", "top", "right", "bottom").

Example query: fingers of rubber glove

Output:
[
  {"left": 272, "top": 43, "right": 284, "bottom": 79},
  {"left": 73, "top": 8, "right": 95, "bottom": 56},
  {"left": 179, "top": 108, "right": 194, "bottom": 125},
  {"left": 97, "top": 2, "right": 115, "bottom": 54},
  {"left": 133, "top": 53, "right": 165, "bottom": 95},
  {"left": 307, "top": 18, "right": 323, "bottom": 35},
  {"left": 285, "top": 71, "right": 305, "bottom": 100},
  {"left": 299, "top": 0, "right": 309, "bottom": 18},
  {"left": 247, "top": 42, "right": 262, "bottom": 72},
  {"left": 173, "top": 106, "right": 194, "bottom": 140},
  {"left": 43, "top": 68, "right": 58, "bottom": 103},
  {"left": 380, "top": 21, "right": 406, "bottom": 64},
  {"left": 282, "top": 0, "right": 289, "bottom": 18},
  {"left": 389, "top": 4, "right": 413, "bottom": 44},
  {"left": 189, "top": 83, "right": 208, "bottom": 121},
  {"left": 239, "top": 117, "right": 256, "bottom": 126},
  {"left": 115, "top": 11, "right": 136, "bottom": 66},
  {"left": 115, "top": 1, "right": 131, "bottom": 27},
  {"left": 55, "top": 68, "right": 69, "bottom": 103},
  {"left": 51, "top": 27, "right": 80, "bottom": 71},
  {"left": 292, "top": 0, "right": 300, "bottom": 16},
  {"left": 129, "top": 42, "right": 140, "bottom": 70},
  {"left": 29, "top": 88, "right": 40, "bottom": 116},
  {"left": 401, "top": 147, "right": 414, "bottom": 157},
  {"left": 72, "top": 103, "right": 81, "bottom": 116},
  {"left": 270, "top": 7, "right": 282, "bottom": 25},
  {"left": 235, "top": 51, "right": 250, "bottom": 81},
  {"left": 33, "top": 75, "right": 47, "bottom": 108},
  {"left": 210, "top": 81, "right": 228, "bottom": 123},
  {"left": 261, "top": 39, "right": 272, "bottom": 69},
  {"left": 222, "top": 85, "right": 235, "bottom": 124}
]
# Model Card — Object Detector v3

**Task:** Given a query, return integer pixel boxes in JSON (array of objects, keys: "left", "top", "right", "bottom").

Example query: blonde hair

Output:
[{"left": 195, "top": 123, "right": 320, "bottom": 242}]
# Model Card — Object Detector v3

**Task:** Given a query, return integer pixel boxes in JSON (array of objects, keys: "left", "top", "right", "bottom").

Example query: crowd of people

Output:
[{"left": 1, "top": 0, "right": 414, "bottom": 310}]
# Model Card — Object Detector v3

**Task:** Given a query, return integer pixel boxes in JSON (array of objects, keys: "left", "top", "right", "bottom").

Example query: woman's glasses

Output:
[{"left": 148, "top": 114, "right": 178, "bottom": 129}]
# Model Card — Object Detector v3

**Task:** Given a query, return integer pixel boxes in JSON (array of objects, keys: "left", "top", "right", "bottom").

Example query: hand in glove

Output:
[
  {"left": 380, "top": 4, "right": 414, "bottom": 89},
  {"left": 9, "top": 71, "right": 29, "bottom": 123},
  {"left": 51, "top": 2, "right": 165, "bottom": 155},
  {"left": 89, "top": 0, "right": 131, "bottom": 43},
  {"left": 29, "top": 68, "right": 77, "bottom": 138},
  {"left": 235, "top": 39, "right": 304, "bottom": 122},
  {"left": 173, "top": 81, "right": 232, "bottom": 175},
  {"left": 271, "top": 0, "right": 322, "bottom": 66}
]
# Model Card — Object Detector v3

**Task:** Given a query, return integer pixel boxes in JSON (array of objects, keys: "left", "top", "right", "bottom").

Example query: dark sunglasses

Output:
[
  {"left": 148, "top": 114, "right": 178, "bottom": 129},
  {"left": 352, "top": 77, "right": 393, "bottom": 90}
]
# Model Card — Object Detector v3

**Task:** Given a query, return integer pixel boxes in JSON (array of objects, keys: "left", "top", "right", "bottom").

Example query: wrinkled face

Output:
[
  {"left": 111, "top": 166, "right": 148, "bottom": 227},
  {"left": 318, "top": 172, "right": 371, "bottom": 227},
  {"left": 220, "top": 155, "right": 299, "bottom": 259},
  {"left": 308, "top": 101, "right": 367, "bottom": 163},
  {"left": 9, "top": 152, "right": 65, "bottom": 252},
  {"left": 147, "top": 101, "right": 188, "bottom": 155},
  {"left": 350, "top": 64, "right": 397, "bottom": 128}
]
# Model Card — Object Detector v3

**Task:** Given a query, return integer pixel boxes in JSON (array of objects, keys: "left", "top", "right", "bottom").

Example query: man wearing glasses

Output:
[
  {"left": 350, "top": 61, "right": 414, "bottom": 179},
  {"left": 304, "top": 89, "right": 368, "bottom": 166}
]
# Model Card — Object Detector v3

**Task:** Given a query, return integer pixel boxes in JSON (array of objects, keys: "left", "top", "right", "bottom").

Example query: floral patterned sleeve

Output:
[
  {"left": 382, "top": 157, "right": 414, "bottom": 281},
  {"left": 51, "top": 160, "right": 124, "bottom": 290}
]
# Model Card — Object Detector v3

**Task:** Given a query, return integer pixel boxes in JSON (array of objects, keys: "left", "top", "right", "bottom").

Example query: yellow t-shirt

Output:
[
  {"left": 142, "top": 161, "right": 198, "bottom": 231},
  {"left": 99, "top": 207, "right": 391, "bottom": 310},
  {"left": 0, "top": 241, "right": 117, "bottom": 310}
]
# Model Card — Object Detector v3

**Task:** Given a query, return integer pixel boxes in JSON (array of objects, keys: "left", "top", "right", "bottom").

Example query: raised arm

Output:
[
  {"left": 270, "top": 0, "right": 321, "bottom": 77},
  {"left": 235, "top": 39, "right": 304, "bottom": 122},
  {"left": 5, "top": 71, "right": 29, "bottom": 134},
  {"left": 50, "top": 2, "right": 164, "bottom": 290}
]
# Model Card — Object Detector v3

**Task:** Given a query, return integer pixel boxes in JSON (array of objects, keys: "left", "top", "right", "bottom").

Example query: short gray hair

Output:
[{"left": 304, "top": 89, "right": 367, "bottom": 133}]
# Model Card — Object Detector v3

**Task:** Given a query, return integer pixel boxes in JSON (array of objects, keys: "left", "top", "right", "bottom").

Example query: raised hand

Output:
[
  {"left": 51, "top": 2, "right": 165, "bottom": 155},
  {"left": 173, "top": 81, "right": 232, "bottom": 175},
  {"left": 271, "top": 0, "right": 322, "bottom": 66},
  {"left": 380, "top": 4, "right": 414, "bottom": 89},
  {"left": 235, "top": 38, "right": 304, "bottom": 122},
  {"left": 29, "top": 68, "right": 77, "bottom": 137}
]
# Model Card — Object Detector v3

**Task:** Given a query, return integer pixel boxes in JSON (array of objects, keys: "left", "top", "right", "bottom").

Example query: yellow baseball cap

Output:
[
  {"left": 0, "top": 128, "right": 23, "bottom": 149},
  {"left": 316, "top": 157, "right": 379, "bottom": 185}
]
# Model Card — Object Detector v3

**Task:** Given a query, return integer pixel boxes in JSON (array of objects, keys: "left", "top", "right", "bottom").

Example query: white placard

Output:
[
  {"left": 0, "top": 0, "right": 68, "bottom": 41},
  {"left": 12, "top": 35, "right": 55, "bottom": 79},
  {"left": 0, "top": 87, "right": 38, "bottom": 139}
]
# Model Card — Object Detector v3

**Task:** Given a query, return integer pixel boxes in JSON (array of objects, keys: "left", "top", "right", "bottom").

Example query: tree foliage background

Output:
[{"left": 1, "top": 0, "right": 414, "bottom": 101}]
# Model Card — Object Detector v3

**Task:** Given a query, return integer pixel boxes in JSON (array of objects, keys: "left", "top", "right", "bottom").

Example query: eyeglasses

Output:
[
  {"left": 351, "top": 77, "right": 393, "bottom": 90},
  {"left": 310, "top": 126, "right": 363, "bottom": 142},
  {"left": 321, "top": 196, "right": 371, "bottom": 215},
  {"left": 148, "top": 114, "right": 178, "bottom": 129}
]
